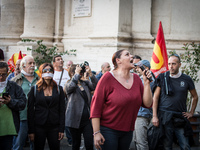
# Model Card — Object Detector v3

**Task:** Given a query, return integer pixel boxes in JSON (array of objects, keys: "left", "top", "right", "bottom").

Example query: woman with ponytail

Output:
[
  {"left": 90, "top": 49, "right": 153, "bottom": 150},
  {"left": 27, "top": 63, "right": 65, "bottom": 150}
]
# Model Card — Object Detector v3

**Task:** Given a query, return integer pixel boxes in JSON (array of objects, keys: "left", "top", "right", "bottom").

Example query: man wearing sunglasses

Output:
[
  {"left": 0, "top": 61, "right": 26, "bottom": 150},
  {"left": 12, "top": 55, "right": 40, "bottom": 150}
]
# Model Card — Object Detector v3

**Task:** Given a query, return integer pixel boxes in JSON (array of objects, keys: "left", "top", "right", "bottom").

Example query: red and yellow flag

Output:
[
  {"left": 150, "top": 21, "right": 168, "bottom": 77},
  {"left": 7, "top": 51, "right": 26, "bottom": 72}
]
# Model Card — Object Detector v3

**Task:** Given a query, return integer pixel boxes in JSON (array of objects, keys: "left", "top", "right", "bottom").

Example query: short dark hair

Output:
[
  {"left": 52, "top": 55, "right": 62, "bottom": 62},
  {"left": 133, "top": 55, "right": 142, "bottom": 60},
  {"left": 0, "top": 61, "right": 9, "bottom": 72},
  {"left": 169, "top": 53, "right": 181, "bottom": 63}
]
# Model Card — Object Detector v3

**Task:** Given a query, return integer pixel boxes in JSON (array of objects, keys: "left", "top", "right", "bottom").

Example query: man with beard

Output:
[
  {"left": 152, "top": 54, "right": 198, "bottom": 149},
  {"left": 7, "top": 59, "right": 21, "bottom": 81},
  {"left": 12, "top": 55, "right": 39, "bottom": 150}
]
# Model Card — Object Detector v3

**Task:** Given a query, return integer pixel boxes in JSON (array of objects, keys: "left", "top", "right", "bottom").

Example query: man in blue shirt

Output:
[
  {"left": 133, "top": 60, "right": 155, "bottom": 150},
  {"left": 95, "top": 62, "right": 111, "bottom": 81}
]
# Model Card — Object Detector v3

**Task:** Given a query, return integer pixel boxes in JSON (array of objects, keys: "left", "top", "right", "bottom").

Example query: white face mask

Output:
[
  {"left": 42, "top": 73, "right": 54, "bottom": 78},
  {"left": 21, "top": 69, "right": 34, "bottom": 76}
]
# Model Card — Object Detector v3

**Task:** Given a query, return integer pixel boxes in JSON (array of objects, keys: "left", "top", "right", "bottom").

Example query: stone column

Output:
[
  {"left": 132, "top": 0, "right": 153, "bottom": 40},
  {"left": 62, "top": 0, "right": 133, "bottom": 70},
  {"left": 53, "top": 0, "right": 64, "bottom": 52},
  {"left": 132, "top": 0, "right": 154, "bottom": 60},
  {"left": 20, "top": 0, "right": 56, "bottom": 42},
  {"left": 0, "top": 0, "right": 24, "bottom": 45}
]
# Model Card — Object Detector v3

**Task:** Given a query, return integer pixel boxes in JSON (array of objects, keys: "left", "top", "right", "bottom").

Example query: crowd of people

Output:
[{"left": 0, "top": 49, "right": 198, "bottom": 150}]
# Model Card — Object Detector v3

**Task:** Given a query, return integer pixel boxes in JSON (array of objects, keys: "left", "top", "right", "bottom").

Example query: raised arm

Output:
[{"left": 142, "top": 70, "right": 153, "bottom": 107}]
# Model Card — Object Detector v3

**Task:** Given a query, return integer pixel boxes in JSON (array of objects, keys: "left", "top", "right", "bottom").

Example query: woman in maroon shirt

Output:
[{"left": 90, "top": 49, "right": 153, "bottom": 150}]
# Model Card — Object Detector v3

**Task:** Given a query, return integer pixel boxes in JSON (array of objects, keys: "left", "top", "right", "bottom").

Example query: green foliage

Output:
[
  {"left": 181, "top": 42, "right": 200, "bottom": 111},
  {"left": 181, "top": 42, "right": 200, "bottom": 83},
  {"left": 22, "top": 39, "right": 76, "bottom": 67}
]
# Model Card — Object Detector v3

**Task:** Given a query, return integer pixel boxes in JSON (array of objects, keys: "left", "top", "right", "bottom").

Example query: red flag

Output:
[
  {"left": 150, "top": 21, "right": 168, "bottom": 77},
  {"left": 7, "top": 51, "right": 26, "bottom": 73},
  {"left": 18, "top": 51, "right": 23, "bottom": 60},
  {"left": 7, "top": 54, "right": 15, "bottom": 72}
]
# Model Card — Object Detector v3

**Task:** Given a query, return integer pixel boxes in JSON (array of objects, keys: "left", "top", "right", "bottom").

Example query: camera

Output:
[{"left": 80, "top": 63, "right": 86, "bottom": 74}]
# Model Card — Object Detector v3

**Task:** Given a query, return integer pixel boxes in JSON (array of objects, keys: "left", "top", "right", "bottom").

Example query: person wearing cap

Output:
[
  {"left": 134, "top": 59, "right": 155, "bottom": 150},
  {"left": 131, "top": 55, "right": 142, "bottom": 73}
]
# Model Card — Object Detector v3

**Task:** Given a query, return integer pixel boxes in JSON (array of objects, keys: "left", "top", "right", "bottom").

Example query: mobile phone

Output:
[
  {"left": 2, "top": 92, "right": 9, "bottom": 98},
  {"left": 139, "top": 65, "right": 153, "bottom": 82}
]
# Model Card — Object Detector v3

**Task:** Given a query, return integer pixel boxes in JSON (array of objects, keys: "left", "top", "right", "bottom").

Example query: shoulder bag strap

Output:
[
  {"left": 58, "top": 69, "right": 64, "bottom": 86},
  {"left": 164, "top": 72, "right": 168, "bottom": 95},
  {"left": 34, "top": 85, "right": 37, "bottom": 98},
  {"left": 57, "top": 85, "right": 60, "bottom": 95}
]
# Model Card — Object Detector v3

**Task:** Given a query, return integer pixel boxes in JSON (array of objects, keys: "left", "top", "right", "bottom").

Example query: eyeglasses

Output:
[
  {"left": 0, "top": 73, "right": 7, "bottom": 77},
  {"left": 42, "top": 68, "right": 53, "bottom": 73}
]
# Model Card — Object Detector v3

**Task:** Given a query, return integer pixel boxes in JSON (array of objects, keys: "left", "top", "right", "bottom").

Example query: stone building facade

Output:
[{"left": 0, "top": 0, "right": 200, "bottom": 110}]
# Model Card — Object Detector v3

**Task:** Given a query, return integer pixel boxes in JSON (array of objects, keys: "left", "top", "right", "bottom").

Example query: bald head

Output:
[
  {"left": 101, "top": 62, "right": 111, "bottom": 74},
  {"left": 66, "top": 60, "right": 73, "bottom": 69}
]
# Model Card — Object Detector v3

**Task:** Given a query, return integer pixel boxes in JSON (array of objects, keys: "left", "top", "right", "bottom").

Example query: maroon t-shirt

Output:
[{"left": 90, "top": 72, "right": 144, "bottom": 132}]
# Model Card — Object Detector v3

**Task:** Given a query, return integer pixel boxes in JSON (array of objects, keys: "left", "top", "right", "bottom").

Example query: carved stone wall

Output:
[{"left": 0, "top": 0, "right": 200, "bottom": 110}]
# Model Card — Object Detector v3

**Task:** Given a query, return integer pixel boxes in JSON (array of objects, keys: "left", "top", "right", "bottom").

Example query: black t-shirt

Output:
[
  {"left": 80, "top": 90, "right": 90, "bottom": 128},
  {"left": 157, "top": 73, "right": 195, "bottom": 112}
]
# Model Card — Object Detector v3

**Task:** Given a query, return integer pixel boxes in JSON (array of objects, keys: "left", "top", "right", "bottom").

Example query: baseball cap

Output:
[{"left": 135, "top": 60, "right": 151, "bottom": 69}]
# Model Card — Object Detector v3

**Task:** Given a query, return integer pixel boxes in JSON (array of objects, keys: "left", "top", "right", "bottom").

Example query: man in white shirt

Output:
[
  {"left": 52, "top": 55, "right": 72, "bottom": 146},
  {"left": 53, "top": 55, "right": 70, "bottom": 87}
]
